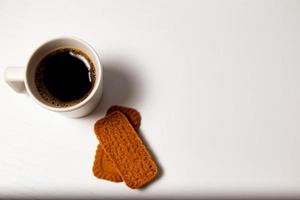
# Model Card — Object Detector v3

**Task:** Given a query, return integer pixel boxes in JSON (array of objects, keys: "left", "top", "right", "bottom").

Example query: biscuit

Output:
[
  {"left": 93, "top": 144, "right": 123, "bottom": 182},
  {"left": 106, "top": 105, "right": 141, "bottom": 130},
  {"left": 93, "top": 106, "right": 141, "bottom": 182},
  {"left": 94, "top": 111, "right": 158, "bottom": 189}
]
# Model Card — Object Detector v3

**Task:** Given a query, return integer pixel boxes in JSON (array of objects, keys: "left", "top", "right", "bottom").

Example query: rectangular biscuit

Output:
[
  {"left": 94, "top": 111, "right": 158, "bottom": 189},
  {"left": 93, "top": 105, "right": 141, "bottom": 182}
]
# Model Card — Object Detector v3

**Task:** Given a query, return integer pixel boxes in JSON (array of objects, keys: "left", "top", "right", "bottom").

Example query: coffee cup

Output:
[{"left": 4, "top": 37, "right": 103, "bottom": 118}]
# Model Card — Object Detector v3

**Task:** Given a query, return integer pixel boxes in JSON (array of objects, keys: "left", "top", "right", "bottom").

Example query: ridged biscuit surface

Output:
[
  {"left": 94, "top": 111, "right": 158, "bottom": 189},
  {"left": 93, "top": 106, "right": 141, "bottom": 182}
]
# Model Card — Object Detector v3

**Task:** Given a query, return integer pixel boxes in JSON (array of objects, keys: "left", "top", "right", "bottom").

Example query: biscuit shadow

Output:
[
  {"left": 85, "top": 59, "right": 143, "bottom": 120},
  {"left": 137, "top": 129, "right": 164, "bottom": 190}
]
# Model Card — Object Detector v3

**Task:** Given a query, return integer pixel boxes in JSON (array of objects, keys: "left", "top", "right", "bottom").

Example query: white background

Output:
[{"left": 0, "top": 0, "right": 300, "bottom": 199}]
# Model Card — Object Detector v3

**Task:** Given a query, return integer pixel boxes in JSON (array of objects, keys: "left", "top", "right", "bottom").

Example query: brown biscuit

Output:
[
  {"left": 93, "top": 144, "right": 123, "bottom": 182},
  {"left": 94, "top": 111, "right": 158, "bottom": 189},
  {"left": 106, "top": 105, "right": 141, "bottom": 130},
  {"left": 93, "top": 106, "right": 141, "bottom": 182}
]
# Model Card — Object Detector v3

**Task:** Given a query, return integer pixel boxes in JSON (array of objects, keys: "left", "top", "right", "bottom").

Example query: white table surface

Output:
[{"left": 0, "top": 0, "right": 300, "bottom": 199}]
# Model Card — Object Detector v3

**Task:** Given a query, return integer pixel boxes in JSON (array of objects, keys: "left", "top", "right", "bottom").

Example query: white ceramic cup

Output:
[{"left": 4, "top": 37, "right": 103, "bottom": 118}]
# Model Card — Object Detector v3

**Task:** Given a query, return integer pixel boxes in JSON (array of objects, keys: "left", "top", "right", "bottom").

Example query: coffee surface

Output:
[{"left": 35, "top": 48, "right": 96, "bottom": 107}]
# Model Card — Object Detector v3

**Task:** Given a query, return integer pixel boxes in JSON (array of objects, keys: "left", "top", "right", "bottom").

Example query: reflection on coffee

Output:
[{"left": 35, "top": 48, "right": 96, "bottom": 107}]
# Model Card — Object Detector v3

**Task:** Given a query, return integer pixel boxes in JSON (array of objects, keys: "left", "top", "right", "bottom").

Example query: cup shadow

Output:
[{"left": 85, "top": 58, "right": 143, "bottom": 121}]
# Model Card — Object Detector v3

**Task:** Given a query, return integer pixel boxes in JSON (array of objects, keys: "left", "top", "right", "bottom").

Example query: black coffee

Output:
[{"left": 35, "top": 48, "right": 96, "bottom": 107}]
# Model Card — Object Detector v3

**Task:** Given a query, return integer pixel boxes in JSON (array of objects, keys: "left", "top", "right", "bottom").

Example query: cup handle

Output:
[{"left": 4, "top": 67, "right": 26, "bottom": 93}]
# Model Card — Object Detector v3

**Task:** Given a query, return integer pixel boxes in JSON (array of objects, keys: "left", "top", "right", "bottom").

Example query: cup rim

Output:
[{"left": 24, "top": 36, "right": 102, "bottom": 113}]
